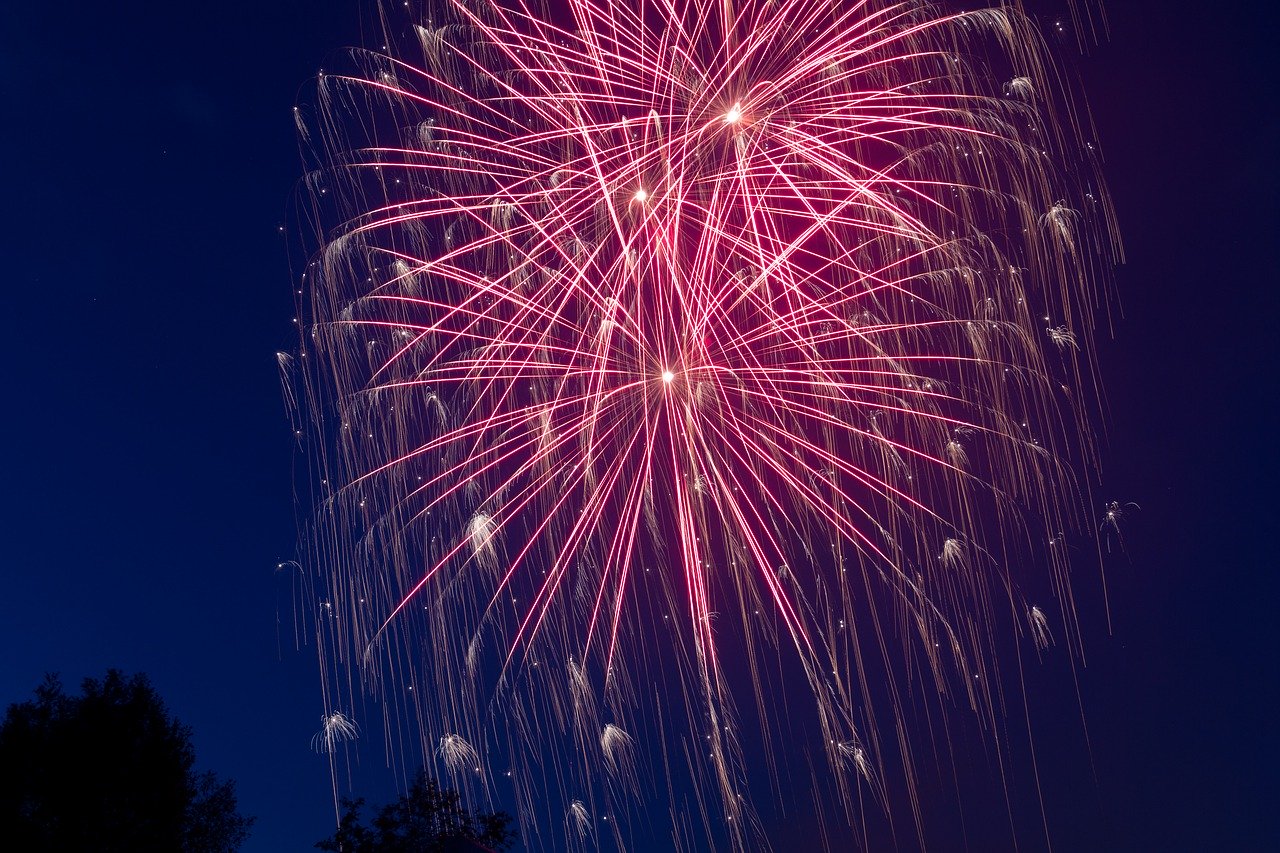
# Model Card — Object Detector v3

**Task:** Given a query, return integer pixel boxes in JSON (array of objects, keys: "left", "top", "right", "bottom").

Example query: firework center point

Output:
[
  {"left": 633, "top": 188, "right": 648, "bottom": 202},
  {"left": 724, "top": 103, "right": 743, "bottom": 124},
  {"left": 661, "top": 370, "right": 675, "bottom": 384}
]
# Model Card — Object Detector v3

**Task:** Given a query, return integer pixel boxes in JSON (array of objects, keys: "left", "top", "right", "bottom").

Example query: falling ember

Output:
[
  {"left": 310, "top": 711, "right": 360, "bottom": 754},
  {"left": 438, "top": 734, "right": 480, "bottom": 774},
  {"left": 287, "top": 0, "right": 1120, "bottom": 848}
]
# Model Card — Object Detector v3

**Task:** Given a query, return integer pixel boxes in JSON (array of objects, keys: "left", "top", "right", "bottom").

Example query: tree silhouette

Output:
[
  {"left": 0, "top": 670, "right": 253, "bottom": 852},
  {"left": 316, "top": 771, "right": 515, "bottom": 852}
]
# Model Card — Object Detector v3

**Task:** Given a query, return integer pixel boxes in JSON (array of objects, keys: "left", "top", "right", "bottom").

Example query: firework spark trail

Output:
[{"left": 288, "top": 0, "right": 1119, "bottom": 848}]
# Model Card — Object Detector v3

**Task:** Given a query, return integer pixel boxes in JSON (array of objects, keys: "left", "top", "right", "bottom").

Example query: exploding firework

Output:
[{"left": 285, "top": 0, "right": 1119, "bottom": 848}]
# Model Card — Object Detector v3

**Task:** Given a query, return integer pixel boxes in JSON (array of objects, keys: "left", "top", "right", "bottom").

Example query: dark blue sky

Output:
[{"left": 1, "top": 1, "right": 1275, "bottom": 850}]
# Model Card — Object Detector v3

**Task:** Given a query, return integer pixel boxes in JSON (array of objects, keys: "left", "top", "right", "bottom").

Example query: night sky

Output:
[{"left": 1, "top": 1, "right": 1275, "bottom": 850}]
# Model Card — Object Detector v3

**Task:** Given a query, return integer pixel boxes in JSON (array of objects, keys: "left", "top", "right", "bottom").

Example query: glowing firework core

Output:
[
  {"left": 723, "top": 102, "right": 743, "bottom": 124},
  {"left": 661, "top": 370, "right": 675, "bottom": 384}
]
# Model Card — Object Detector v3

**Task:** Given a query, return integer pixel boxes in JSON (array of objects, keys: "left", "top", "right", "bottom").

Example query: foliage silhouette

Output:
[
  {"left": 0, "top": 669, "right": 253, "bottom": 852},
  {"left": 316, "top": 771, "right": 515, "bottom": 852}
]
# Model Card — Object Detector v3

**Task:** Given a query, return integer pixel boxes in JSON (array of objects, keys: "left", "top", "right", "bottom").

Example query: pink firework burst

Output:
[{"left": 287, "top": 0, "right": 1119, "bottom": 848}]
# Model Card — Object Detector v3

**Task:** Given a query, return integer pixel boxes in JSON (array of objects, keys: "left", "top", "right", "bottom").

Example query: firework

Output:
[{"left": 286, "top": 0, "right": 1119, "bottom": 848}]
